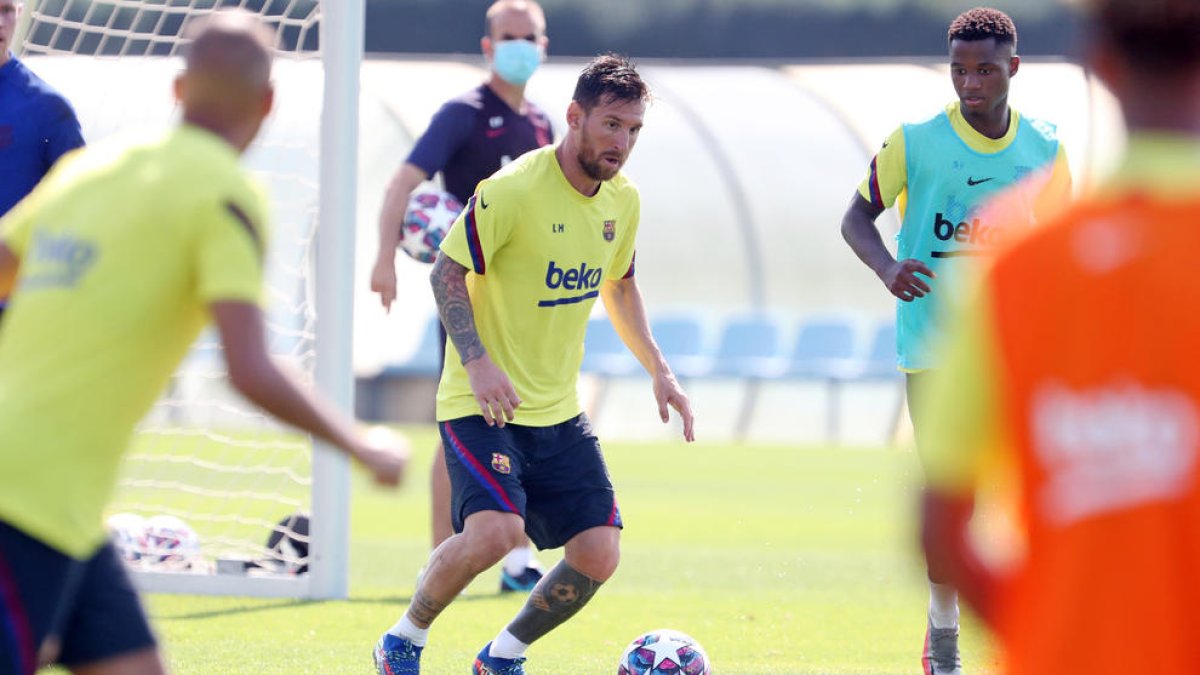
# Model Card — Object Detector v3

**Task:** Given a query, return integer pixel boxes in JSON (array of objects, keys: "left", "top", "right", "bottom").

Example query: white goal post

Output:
[{"left": 15, "top": 0, "right": 363, "bottom": 599}]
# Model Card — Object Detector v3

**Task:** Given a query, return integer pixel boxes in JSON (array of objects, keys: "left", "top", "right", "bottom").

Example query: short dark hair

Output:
[
  {"left": 948, "top": 7, "right": 1018, "bottom": 50},
  {"left": 572, "top": 53, "right": 650, "bottom": 112},
  {"left": 1090, "top": 0, "right": 1200, "bottom": 72},
  {"left": 483, "top": 0, "right": 545, "bottom": 39}
]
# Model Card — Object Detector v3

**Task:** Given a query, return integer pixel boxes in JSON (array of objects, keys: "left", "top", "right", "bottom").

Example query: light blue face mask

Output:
[{"left": 492, "top": 39, "right": 543, "bottom": 85}]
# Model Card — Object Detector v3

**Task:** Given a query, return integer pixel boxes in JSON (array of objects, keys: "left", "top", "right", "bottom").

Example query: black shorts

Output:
[
  {"left": 440, "top": 413, "right": 622, "bottom": 550},
  {"left": 0, "top": 520, "right": 156, "bottom": 675}
]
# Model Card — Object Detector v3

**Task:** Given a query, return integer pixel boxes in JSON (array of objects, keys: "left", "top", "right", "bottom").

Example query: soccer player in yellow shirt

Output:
[
  {"left": 373, "top": 54, "right": 695, "bottom": 675},
  {"left": 0, "top": 12, "right": 407, "bottom": 675}
]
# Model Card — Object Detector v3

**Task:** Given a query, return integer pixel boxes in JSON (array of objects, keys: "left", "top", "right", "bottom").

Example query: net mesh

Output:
[
  {"left": 20, "top": 0, "right": 320, "bottom": 57},
  {"left": 18, "top": 0, "right": 324, "bottom": 577}
]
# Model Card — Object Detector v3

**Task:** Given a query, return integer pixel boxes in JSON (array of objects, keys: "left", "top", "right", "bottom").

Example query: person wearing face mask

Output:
[{"left": 369, "top": 0, "right": 552, "bottom": 596}]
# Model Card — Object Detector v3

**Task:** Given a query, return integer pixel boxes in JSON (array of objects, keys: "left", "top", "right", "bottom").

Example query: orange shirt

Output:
[{"left": 923, "top": 135, "right": 1200, "bottom": 675}]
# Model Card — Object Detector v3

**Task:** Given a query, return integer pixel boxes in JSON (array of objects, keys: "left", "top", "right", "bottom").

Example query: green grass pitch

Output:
[{"left": 111, "top": 429, "right": 999, "bottom": 674}]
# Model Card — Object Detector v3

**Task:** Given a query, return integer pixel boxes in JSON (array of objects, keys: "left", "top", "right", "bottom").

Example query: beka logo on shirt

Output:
[
  {"left": 545, "top": 260, "right": 603, "bottom": 291},
  {"left": 23, "top": 231, "right": 98, "bottom": 290},
  {"left": 932, "top": 212, "right": 1000, "bottom": 246}
]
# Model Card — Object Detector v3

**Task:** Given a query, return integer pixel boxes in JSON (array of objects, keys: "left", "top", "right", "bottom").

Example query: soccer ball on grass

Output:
[
  {"left": 142, "top": 514, "right": 200, "bottom": 569},
  {"left": 618, "top": 628, "right": 711, "bottom": 674}
]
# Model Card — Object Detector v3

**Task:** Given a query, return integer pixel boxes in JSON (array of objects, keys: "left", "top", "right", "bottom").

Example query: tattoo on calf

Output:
[
  {"left": 406, "top": 589, "right": 449, "bottom": 627},
  {"left": 507, "top": 561, "right": 603, "bottom": 644},
  {"left": 430, "top": 254, "right": 486, "bottom": 363}
]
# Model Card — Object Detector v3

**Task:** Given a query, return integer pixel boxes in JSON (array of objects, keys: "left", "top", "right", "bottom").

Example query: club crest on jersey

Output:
[
  {"left": 491, "top": 453, "right": 512, "bottom": 474},
  {"left": 603, "top": 220, "right": 616, "bottom": 242}
]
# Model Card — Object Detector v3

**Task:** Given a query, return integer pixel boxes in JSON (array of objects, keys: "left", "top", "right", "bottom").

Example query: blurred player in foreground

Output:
[
  {"left": 0, "top": 12, "right": 407, "bottom": 675},
  {"left": 373, "top": 54, "right": 695, "bottom": 675},
  {"left": 370, "top": 0, "right": 553, "bottom": 593},
  {"left": 839, "top": 7, "right": 1071, "bottom": 674},
  {"left": 921, "top": 0, "right": 1200, "bottom": 673}
]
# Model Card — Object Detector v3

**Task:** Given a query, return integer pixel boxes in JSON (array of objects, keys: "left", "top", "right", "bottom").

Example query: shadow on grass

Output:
[{"left": 158, "top": 592, "right": 503, "bottom": 620}]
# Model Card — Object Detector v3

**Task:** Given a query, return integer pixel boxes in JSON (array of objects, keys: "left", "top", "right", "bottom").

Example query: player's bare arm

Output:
[
  {"left": 211, "top": 301, "right": 409, "bottom": 486},
  {"left": 840, "top": 192, "right": 935, "bottom": 302},
  {"left": 0, "top": 242, "right": 19, "bottom": 298},
  {"left": 371, "top": 162, "right": 429, "bottom": 312},
  {"left": 600, "top": 275, "right": 695, "bottom": 442},
  {"left": 430, "top": 251, "right": 521, "bottom": 426}
]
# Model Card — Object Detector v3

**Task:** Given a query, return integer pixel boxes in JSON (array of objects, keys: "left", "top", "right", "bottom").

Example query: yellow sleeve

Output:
[
  {"left": 856, "top": 127, "right": 907, "bottom": 209},
  {"left": 0, "top": 183, "right": 58, "bottom": 260},
  {"left": 919, "top": 283, "right": 1006, "bottom": 496},
  {"left": 0, "top": 147, "right": 86, "bottom": 258},
  {"left": 0, "top": 199, "right": 37, "bottom": 260},
  {"left": 607, "top": 190, "right": 639, "bottom": 280},
  {"left": 439, "top": 179, "right": 514, "bottom": 275},
  {"left": 1034, "top": 144, "right": 1073, "bottom": 224},
  {"left": 195, "top": 190, "right": 268, "bottom": 305}
]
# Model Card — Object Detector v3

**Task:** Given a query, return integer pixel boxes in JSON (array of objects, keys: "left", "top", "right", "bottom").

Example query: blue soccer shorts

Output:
[
  {"left": 0, "top": 520, "right": 156, "bottom": 675},
  {"left": 440, "top": 412, "right": 623, "bottom": 550}
]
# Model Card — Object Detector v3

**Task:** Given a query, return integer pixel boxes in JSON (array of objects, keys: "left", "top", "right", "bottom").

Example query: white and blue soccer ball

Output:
[
  {"left": 618, "top": 628, "right": 711, "bottom": 674},
  {"left": 106, "top": 512, "right": 150, "bottom": 563},
  {"left": 142, "top": 514, "right": 201, "bottom": 569},
  {"left": 399, "top": 189, "right": 463, "bottom": 264}
]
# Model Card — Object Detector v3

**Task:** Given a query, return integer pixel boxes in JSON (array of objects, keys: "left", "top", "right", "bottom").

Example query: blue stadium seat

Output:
[
  {"left": 857, "top": 322, "right": 900, "bottom": 379},
  {"left": 380, "top": 315, "right": 443, "bottom": 377},
  {"left": 711, "top": 314, "right": 787, "bottom": 378},
  {"left": 651, "top": 315, "right": 713, "bottom": 378},
  {"left": 581, "top": 317, "right": 639, "bottom": 376},
  {"left": 784, "top": 316, "right": 858, "bottom": 379}
]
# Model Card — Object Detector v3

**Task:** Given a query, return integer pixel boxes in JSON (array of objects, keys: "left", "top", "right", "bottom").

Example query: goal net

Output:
[{"left": 15, "top": 0, "right": 361, "bottom": 598}]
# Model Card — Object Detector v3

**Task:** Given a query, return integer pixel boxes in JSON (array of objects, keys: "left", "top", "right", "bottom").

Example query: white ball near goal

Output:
[
  {"left": 142, "top": 515, "right": 201, "bottom": 569},
  {"left": 106, "top": 512, "right": 149, "bottom": 563}
]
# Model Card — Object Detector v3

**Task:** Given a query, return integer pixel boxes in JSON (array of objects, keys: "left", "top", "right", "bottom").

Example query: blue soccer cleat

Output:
[
  {"left": 373, "top": 633, "right": 423, "bottom": 675},
  {"left": 472, "top": 642, "right": 527, "bottom": 675},
  {"left": 498, "top": 564, "right": 544, "bottom": 593}
]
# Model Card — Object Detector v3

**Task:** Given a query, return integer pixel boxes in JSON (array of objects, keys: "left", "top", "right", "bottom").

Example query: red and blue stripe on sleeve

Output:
[
  {"left": 867, "top": 156, "right": 884, "bottom": 209},
  {"left": 464, "top": 195, "right": 486, "bottom": 275}
]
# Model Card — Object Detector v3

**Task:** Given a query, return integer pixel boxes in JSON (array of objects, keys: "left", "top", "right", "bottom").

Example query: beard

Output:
[{"left": 576, "top": 128, "right": 623, "bottom": 182}]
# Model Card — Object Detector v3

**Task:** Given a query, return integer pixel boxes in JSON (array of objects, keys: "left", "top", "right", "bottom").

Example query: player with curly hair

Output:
[{"left": 839, "top": 7, "right": 1072, "bottom": 674}]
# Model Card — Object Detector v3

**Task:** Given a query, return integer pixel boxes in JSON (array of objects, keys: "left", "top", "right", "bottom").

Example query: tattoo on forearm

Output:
[
  {"left": 430, "top": 254, "right": 486, "bottom": 364},
  {"left": 507, "top": 561, "right": 603, "bottom": 644},
  {"left": 406, "top": 588, "right": 449, "bottom": 627}
]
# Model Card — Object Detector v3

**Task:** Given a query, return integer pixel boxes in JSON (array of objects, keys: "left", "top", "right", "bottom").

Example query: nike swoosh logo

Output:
[
  {"left": 967, "top": 177, "right": 995, "bottom": 186},
  {"left": 479, "top": 194, "right": 489, "bottom": 209},
  {"left": 882, "top": 141, "right": 889, "bottom": 148}
]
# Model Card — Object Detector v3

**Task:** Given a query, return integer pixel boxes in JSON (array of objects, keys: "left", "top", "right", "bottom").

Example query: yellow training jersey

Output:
[
  {"left": 437, "top": 145, "right": 638, "bottom": 426},
  {"left": 0, "top": 125, "right": 267, "bottom": 559}
]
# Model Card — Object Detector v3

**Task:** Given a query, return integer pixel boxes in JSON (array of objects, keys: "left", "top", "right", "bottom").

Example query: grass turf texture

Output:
[{"left": 104, "top": 428, "right": 999, "bottom": 674}]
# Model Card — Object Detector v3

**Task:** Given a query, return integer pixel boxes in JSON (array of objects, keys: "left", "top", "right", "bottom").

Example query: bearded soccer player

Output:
[
  {"left": 370, "top": 0, "right": 554, "bottom": 593},
  {"left": 839, "top": 7, "right": 1071, "bottom": 674},
  {"left": 373, "top": 54, "right": 695, "bottom": 675},
  {"left": 0, "top": 12, "right": 407, "bottom": 675},
  {"left": 921, "top": 0, "right": 1200, "bottom": 673}
]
